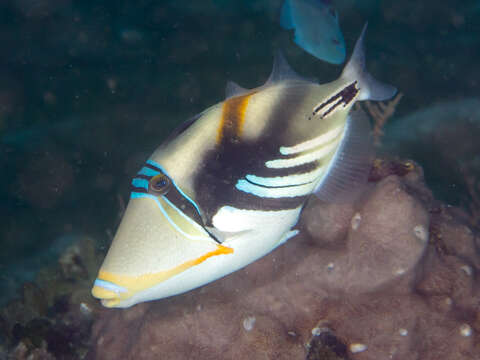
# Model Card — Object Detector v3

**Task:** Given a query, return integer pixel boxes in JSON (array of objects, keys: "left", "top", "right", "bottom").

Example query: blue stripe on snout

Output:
[
  {"left": 131, "top": 178, "right": 149, "bottom": 189},
  {"left": 94, "top": 279, "right": 127, "bottom": 293},
  {"left": 146, "top": 159, "right": 202, "bottom": 217},
  {"left": 139, "top": 167, "right": 160, "bottom": 177},
  {"left": 131, "top": 192, "right": 147, "bottom": 199}
]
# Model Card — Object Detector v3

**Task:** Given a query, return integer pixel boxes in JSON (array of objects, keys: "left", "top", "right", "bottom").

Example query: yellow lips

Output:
[
  {"left": 92, "top": 244, "right": 234, "bottom": 307},
  {"left": 91, "top": 286, "right": 122, "bottom": 307},
  {"left": 91, "top": 286, "right": 118, "bottom": 299}
]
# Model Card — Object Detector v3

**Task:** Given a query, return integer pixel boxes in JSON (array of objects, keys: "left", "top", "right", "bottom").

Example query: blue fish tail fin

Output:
[
  {"left": 341, "top": 23, "right": 397, "bottom": 101},
  {"left": 280, "top": 0, "right": 294, "bottom": 30}
]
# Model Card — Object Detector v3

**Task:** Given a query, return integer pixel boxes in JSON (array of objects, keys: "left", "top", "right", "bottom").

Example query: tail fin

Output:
[{"left": 341, "top": 23, "right": 397, "bottom": 101}]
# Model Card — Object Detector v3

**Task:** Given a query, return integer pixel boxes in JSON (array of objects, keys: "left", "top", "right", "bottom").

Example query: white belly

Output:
[{"left": 121, "top": 206, "right": 302, "bottom": 307}]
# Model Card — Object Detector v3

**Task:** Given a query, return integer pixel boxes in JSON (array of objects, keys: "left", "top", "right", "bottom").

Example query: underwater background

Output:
[{"left": 1, "top": 0, "right": 479, "bottom": 358}]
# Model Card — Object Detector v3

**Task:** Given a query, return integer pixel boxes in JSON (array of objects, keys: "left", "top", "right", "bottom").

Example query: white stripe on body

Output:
[
  {"left": 266, "top": 140, "right": 339, "bottom": 169},
  {"left": 235, "top": 127, "right": 346, "bottom": 198},
  {"left": 235, "top": 178, "right": 315, "bottom": 198},
  {"left": 279, "top": 125, "right": 344, "bottom": 155},
  {"left": 245, "top": 165, "right": 324, "bottom": 188}
]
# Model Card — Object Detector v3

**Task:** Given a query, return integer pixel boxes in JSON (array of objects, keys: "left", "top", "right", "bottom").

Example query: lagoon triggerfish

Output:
[{"left": 92, "top": 25, "right": 396, "bottom": 308}]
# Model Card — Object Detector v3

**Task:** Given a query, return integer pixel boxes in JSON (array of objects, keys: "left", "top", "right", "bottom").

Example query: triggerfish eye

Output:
[{"left": 149, "top": 174, "right": 171, "bottom": 194}]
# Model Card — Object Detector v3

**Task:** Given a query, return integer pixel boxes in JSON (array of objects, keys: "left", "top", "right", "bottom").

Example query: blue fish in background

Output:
[{"left": 280, "top": 0, "right": 346, "bottom": 64}]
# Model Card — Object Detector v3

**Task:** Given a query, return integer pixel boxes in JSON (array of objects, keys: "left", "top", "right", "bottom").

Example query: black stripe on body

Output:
[
  {"left": 144, "top": 162, "right": 163, "bottom": 172},
  {"left": 135, "top": 174, "right": 152, "bottom": 181},
  {"left": 130, "top": 186, "right": 148, "bottom": 193},
  {"left": 245, "top": 175, "right": 314, "bottom": 189},
  {"left": 130, "top": 166, "right": 205, "bottom": 226},
  {"left": 194, "top": 86, "right": 314, "bottom": 223},
  {"left": 310, "top": 81, "right": 359, "bottom": 119}
]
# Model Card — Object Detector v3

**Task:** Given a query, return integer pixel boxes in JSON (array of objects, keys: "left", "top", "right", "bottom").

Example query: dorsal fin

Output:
[
  {"left": 341, "top": 23, "right": 397, "bottom": 101},
  {"left": 225, "top": 51, "right": 313, "bottom": 99},
  {"left": 225, "top": 80, "right": 249, "bottom": 99},
  {"left": 161, "top": 104, "right": 221, "bottom": 145},
  {"left": 265, "top": 51, "right": 312, "bottom": 85}
]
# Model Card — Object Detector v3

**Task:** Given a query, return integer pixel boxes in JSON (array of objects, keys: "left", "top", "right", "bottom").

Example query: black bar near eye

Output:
[
  {"left": 143, "top": 161, "right": 213, "bottom": 240},
  {"left": 204, "top": 228, "right": 223, "bottom": 244}
]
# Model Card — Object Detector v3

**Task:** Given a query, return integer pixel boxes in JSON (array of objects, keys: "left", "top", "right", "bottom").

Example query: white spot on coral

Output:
[
  {"left": 413, "top": 225, "right": 428, "bottom": 243},
  {"left": 398, "top": 328, "right": 408, "bottom": 336},
  {"left": 311, "top": 327, "right": 330, "bottom": 336},
  {"left": 459, "top": 323, "right": 472, "bottom": 337},
  {"left": 79, "top": 302, "right": 93, "bottom": 316},
  {"left": 460, "top": 265, "right": 472, "bottom": 276},
  {"left": 351, "top": 213, "right": 362, "bottom": 230},
  {"left": 394, "top": 267, "right": 406, "bottom": 276},
  {"left": 243, "top": 316, "right": 256, "bottom": 331},
  {"left": 349, "top": 343, "right": 368, "bottom": 353}
]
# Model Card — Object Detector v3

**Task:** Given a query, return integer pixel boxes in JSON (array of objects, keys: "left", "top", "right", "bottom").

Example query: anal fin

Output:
[{"left": 314, "top": 108, "right": 373, "bottom": 203}]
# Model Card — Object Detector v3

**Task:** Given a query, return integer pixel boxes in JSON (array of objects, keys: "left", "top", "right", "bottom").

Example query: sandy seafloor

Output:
[{"left": 0, "top": 0, "right": 479, "bottom": 358}]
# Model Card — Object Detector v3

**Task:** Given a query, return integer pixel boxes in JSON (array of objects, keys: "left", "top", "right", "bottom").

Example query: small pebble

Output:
[
  {"left": 351, "top": 213, "right": 362, "bottom": 230},
  {"left": 399, "top": 328, "right": 408, "bottom": 336},
  {"left": 460, "top": 265, "right": 472, "bottom": 276},
  {"left": 243, "top": 316, "right": 256, "bottom": 331},
  {"left": 413, "top": 225, "right": 428, "bottom": 243},
  {"left": 327, "top": 262, "right": 335, "bottom": 271},
  {"left": 459, "top": 323, "right": 472, "bottom": 337},
  {"left": 349, "top": 343, "right": 368, "bottom": 353},
  {"left": 79, "top": 302, "right": 93, "bottom": 316},
  {"left": 311, "top": 327, "right": 329, "bottom": 336}
]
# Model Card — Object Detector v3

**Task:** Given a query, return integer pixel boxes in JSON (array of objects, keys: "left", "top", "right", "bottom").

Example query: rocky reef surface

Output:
[
  {"left": 0, "top": 238, "right": 103, "bottom": 360},
  {"left": 86, "top": 160, "right": 479, "bottom": 360},
  {"left": 1, "top": 159, "right": 479, "bottom": 359}
]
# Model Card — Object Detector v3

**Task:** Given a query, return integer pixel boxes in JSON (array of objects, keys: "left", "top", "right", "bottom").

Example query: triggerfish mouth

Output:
[{"left": 92, "top": 25, "right": 396, "bottom": 308}]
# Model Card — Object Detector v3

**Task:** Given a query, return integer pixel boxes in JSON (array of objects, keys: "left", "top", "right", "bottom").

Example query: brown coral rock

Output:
[{"left": 88, "top": 171, "right": 479, "bottom": 360}]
